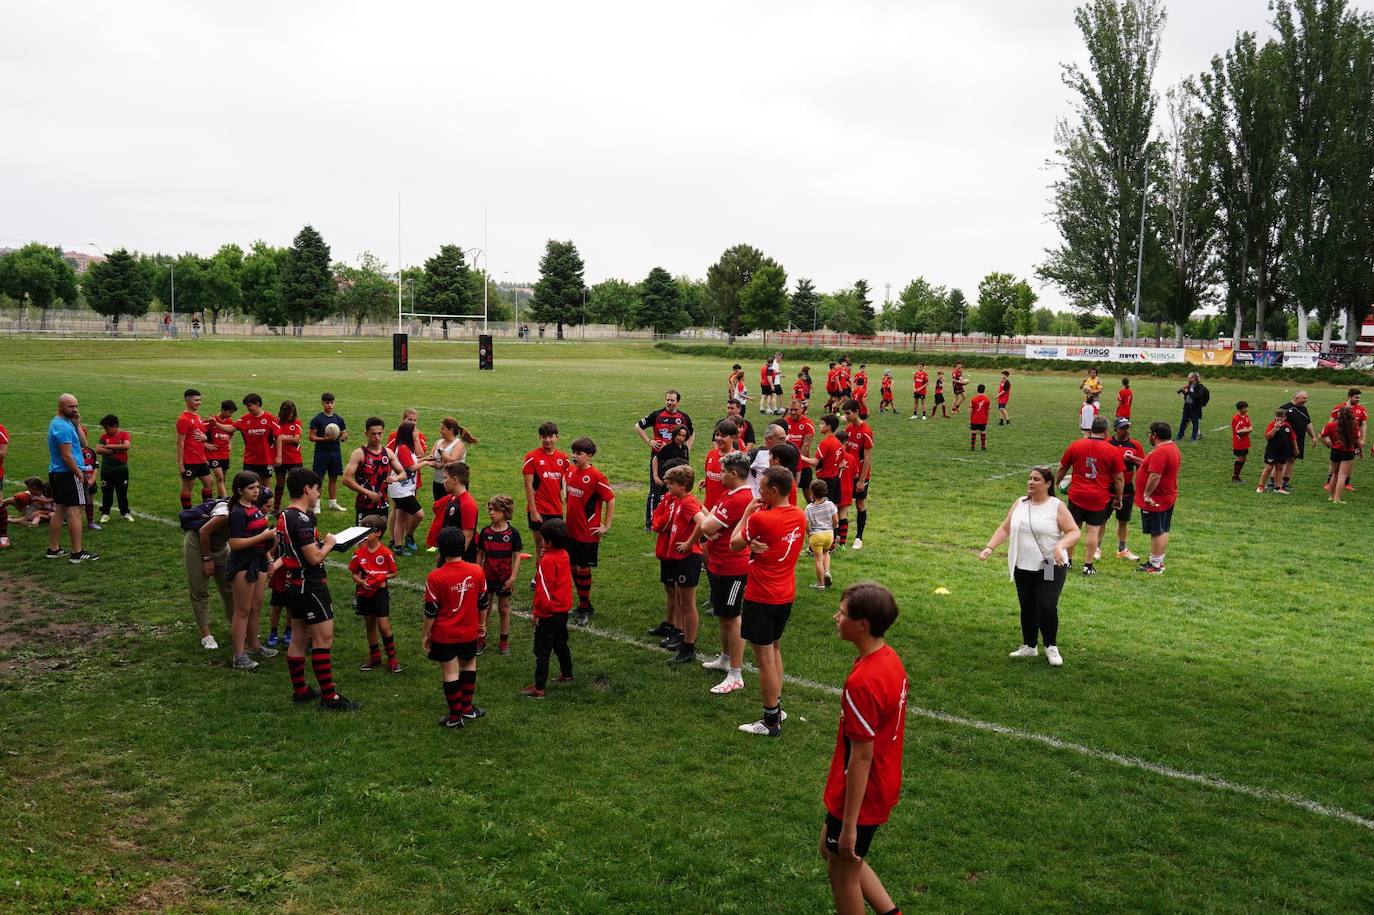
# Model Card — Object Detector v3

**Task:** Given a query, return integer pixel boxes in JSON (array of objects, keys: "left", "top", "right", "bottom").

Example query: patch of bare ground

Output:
[{"left": 0, "top": 571, "right": 121, "bottom": 670}]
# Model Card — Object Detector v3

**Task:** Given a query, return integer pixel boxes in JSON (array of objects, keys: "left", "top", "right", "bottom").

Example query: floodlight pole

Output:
[
  {"left": 169, "top": 262, "right": 176, "bottom": 322},
  {"left": 483, "top": 205, "right": 489, "bottom": 333},
  {"left": 1132, "top": 154, "right": 1148, "bottom": 346}
]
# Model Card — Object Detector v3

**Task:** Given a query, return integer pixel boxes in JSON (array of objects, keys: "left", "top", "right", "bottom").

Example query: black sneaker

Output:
[
  {"left": 359, "top": 657, "right": 382, "bottom": 672},
  {"left": 1082, "top": 563, "right": 1096, "bottom": 576},
  {"left": 659, "top": 631, "right": 684, "bottom": 650},
  {"left": 292, "top": 687, "right": 320, "bottom": 704},
  {"left": 319, "top": 694, "right": 362, "bottom": 712},
  {"left": 45, "top": 548, "right": 69, "bottom": 559},
  {"left": 573, "top": 611, "right": 592, "bottom": 628},
  {"left": 68, "top": 551, "right": 99, "bottom": 564},
  {"left": 667, "top": 648, "right": 697, "bottom": 665},
  {"left": 439, "top": 714, "right": 465, "bottom": 728},
  {"left": 647, "top": 621, "right": 674, "bottom": 637},
  {"left": 461, "top": 706, "right": 486, "bottom": 720}
]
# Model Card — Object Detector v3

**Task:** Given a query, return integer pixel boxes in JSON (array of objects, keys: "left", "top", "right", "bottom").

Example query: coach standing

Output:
[
  {"left": 635, "top": 389, "right": 694, "bottom": 530},
  {"left": 1176, "top": 372, "right": 1209, "bottom": 442},
  {"left": 1136, "top": 421, "right": 1181, "bottom": 575},
  {"left": 1278, "top": 390, "right": 1317, "bottom": 493},
  {"left": 47, "top": 394, "right": 97, "bottom": 563}
]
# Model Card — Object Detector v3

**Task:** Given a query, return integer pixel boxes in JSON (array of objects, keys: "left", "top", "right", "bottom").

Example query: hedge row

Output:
[{"left": 654, "top": 342, "right": 1374, "bottom": 386}]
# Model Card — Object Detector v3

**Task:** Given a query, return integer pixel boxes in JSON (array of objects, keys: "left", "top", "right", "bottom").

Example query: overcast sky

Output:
[{"left": 2, "top": 1, "right": 1280, "bottom": 309}]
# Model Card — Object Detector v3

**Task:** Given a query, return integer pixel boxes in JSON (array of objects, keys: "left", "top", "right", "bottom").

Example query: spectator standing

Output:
[
  {"left": 1136, "top": 421, "right": 1182, "bottom": 574},
  {"left": 1278, "top": 391, "right": 1317, "bottom": 492},
  {"left": 1175, "top": 372, "right": 1209, "bottom": 441},
  {"left": 46, "top": 394, "right": 96, "bottom": 563}
]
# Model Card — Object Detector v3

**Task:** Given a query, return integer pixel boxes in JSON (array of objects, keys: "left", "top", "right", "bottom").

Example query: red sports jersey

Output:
[
  {"left": 236, "top": 411, "right": 279, "bottom": 465},
  {"left": 853, "top": 373, "right": 868, "bottom": 396},
  {"left": 705, "top": 485, "right": 752, "bottom": 576},
  {"left": 204, "top": 415, "right": 233, "bottom": 460},
  {"left": 703, "top": 448, "right": 727, "bottom": 509},
  {"left": 1330, "top": 403, "right": 1369, "bottom": 425},
  {"left": 793, "top": 379, "right": 807, "bottom": 401},
  {"left": 844, "top": 421, "right": 874, "bottom": 482},
  {"left": 667, "top": 492, "right": 702, "bottom": 556},
  {"left": 532, "top": 547, "right": 572, "bottom": 618},
  {"left": 997, "top": 378, "right": 1011, "bottom": 405},
  {"left": 386, "top": 429, "right": 427, "bottom": 487},
  {"left": 177, "top": 411, "right": 208, "bottom": 464},
  {"left": 349, "top": 541, "right": 397, "bottom": 596},
  {"left": 1231, "top": 413, "right": 1252, "bottom": 451},
  {"left": 951, "top": 369, "right": 966, "bottom": 392},
  {"left": 424, "top": 560, "right": 486, "bottom": 642},
  {"left": 1108, "top": 436, "right": 1145, "bottom": 488},
  {"left": 759, "top": 363, "right": 771, "bottom": 385},
  {"left": 1321, "top": 420, "right": 1355, "bottom": 452},
  {"left": 353, "top": 446, "right": 393, "bottom": 510},
  {"left": 784, "top": 415, "right": 815, "bottom": 457},
  {"left": 913, "top": 371, "right": 928, "bottom": 395},
  {"left": 826, "top": 367, "right": 842, "bottom": 393},
  {"left": 523, "top": 448, "right": 569, "bottom": 517},
  {"left": 880, "top": 378, "right": 893, "bottom": 399},
  {"left": 651, "top": 492, "right": 678, "bottom": 560},
  {"left": 477, "top": 523, "right": 523, "bottom": 587},
  {"left": 969, "top": 395, "right": 991, "bottom": 425},
  {"left": 99, "top": 430, "right": 131, "bottom": 465},
  {"left": 1116, "top": 388, "right": 1133, "bottom": 418},
  {"left": 564, "top": 463, "right": 615, "bottom": 542},
  {"left": 816, "top": 435, "right": 845, "bottom": 479},
  {"left": 278, "top": 420, "right": 304, "bottom": 464},
  {"left": 1138, "top": 440, "right": 1181, "bottom": 510},
  {"left": 1059, "top": 438, "right": 1125, "bottom": 511},
  {"left": 823, "top": 644, "right": 909, "bottom": 826},
  {"left": 741, "top": 503, "right": 806, "bottom": 604}
]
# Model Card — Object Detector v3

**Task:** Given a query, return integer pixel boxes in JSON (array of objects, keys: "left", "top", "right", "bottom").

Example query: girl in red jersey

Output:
[
  {"left": 522, "top": 518, "right": 573, "bottom": 698},
  {"left": 1321, "top": 405, "right": 1360, "bottom": 504},
  {"left": 273, "top": 400, "right": 303, "bottom": 513}
]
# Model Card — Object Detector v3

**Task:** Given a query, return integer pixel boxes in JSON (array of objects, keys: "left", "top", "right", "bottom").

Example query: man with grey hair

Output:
[
  {"left": 749, "top": 423, "right": 787, "bottom": 497},
  {"left": 1278, "top": 390, "right": 1317, "bottom": 493},
  {"left": 1176, "top": 372, "right": 1209, "bottom": 442},
  {"left": 47, "top": 393, "right": 97, "bottom": 562}
]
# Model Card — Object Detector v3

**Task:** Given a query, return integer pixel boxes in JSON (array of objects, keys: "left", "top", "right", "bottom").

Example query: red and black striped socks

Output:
[
  {"left": 367, "top": 642, "right": 381, "bottom": 665},
  {"left": 382, "top": 634, "right": 397, "bottom": 663},
  {"left": 458, "top": 669, "right": 477, "bottom": 714},
  {"left": 573, "top": 568, "right": 593, "bottom": 610},
  {"left": 288, "top": 655, "right": 308, "bottom": 697},
  {"left": 311, "top": 647, "right": 338, "bottom": 700},
  {"left": 443, "top": 679, "right": 462, "bottom": 721},
  {"left": 836, "top": 518, "right": 849, "bottom": 547},
  {"left": 180, "top": 492, "right": 193, "bottom": 510}
]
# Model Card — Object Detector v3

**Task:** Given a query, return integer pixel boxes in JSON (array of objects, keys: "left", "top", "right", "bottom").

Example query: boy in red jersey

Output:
[
  {"left": 725, "top": 399, "right": 755, "bottom": 447},
  {"left": 996, "top": 370, "right": 1012, "bottom": 425},
  {"left": 424, "top": 527, "right": 489, "bottom": 727},
  {"left": 522, "top": 518, "right": 574, "bottom": 698},
  {"left": 93, "top": 414, "right": 133, "bottom": 523},
  {"left": 1230, "top": 401, "right": 1251, "bottom": 484},
  {"left": 343, "top": 417, "right": 406, "bottom": 528},
  {"left": 820, "top": 582, "right": 908, "bottom": 915},
  {"left": 439, "top": 461, "right": 481, "bottom": 564},
  {"left": 968, "top": 384, "right": 992, "bottom": 450},
  {"left": 205, "top": 400, "right": 236, "bottom": 498},
  {"left": 841, "top": 401, "right": 874, "bottom": 550},
  {"left": 176, "top": 388, "right": 213, "bottom": 509},
  {"left": 273, "top": 400, "right": 303, "bottom": 513},
  {"left": 759, "top": 360, "right": 775, "bottom": 414},
  {"left": 783, "top": 399, "right": 816, "bottom": 500},
  {"left": 852, "top": 366, "right": 870, "bottom": 420},
  {"left": 236, "top": 393, "right": 279, "bottom": 482},
  {"left": 476, "top": 494, "right": 524, "bottom": 656},
  {"left": 1137, "top": 422, "right": 1182, "bottom": 574},
  {"left": 1116, "top": 378, "right": 1133, "bottom": 419},
  {"left": 660, "top": 464, "right": 706, "bottom": 664},
  {"left": 1055, "top": 416, "right": 1125, "bottom": 575},
  {"left": 701, "top": 421, "right": 738, "bottom": 511},
  {"left": 523, "top": 421, "right": 568, "bottom": 558},
  {"left": 793, "top": 371, "right": 809, "bottom": 409},
  {"left": 932, "top": 371, "right": 948, "bottom": 418},
  {"left": 877, "top": 370, "right": 893, "bottom": 414},
  {"left": 950, "top": 361, "right": 967, "bottom": 412},
  {"left": 564, "top": 437, "right": 615, "bottom": 627},
  {"left": 910, "top": 364, "right": 929, "bottom": 420},
  {"left": 350, "top": 515, "right": 400, "bottom": 673},
  {"left": 731, "top": 466, "right": 807, "bottom": 737},
  {"left": 825, "top": 362, "right": 841, "bottom": 412},
  {"left": 814, "top": 416, "right": 850, "bottom": 545}
]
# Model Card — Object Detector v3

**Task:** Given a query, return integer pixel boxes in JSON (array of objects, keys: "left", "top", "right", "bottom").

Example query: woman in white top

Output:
[
  {"left": 428, "top": 416, "right": 477, "bottom": 503},
  {"left": 1078, "top": 394, "right": 1099, "bottom": 438},
  {"left": 978, "top": 466, "right": 1079, "bottom": 666}
]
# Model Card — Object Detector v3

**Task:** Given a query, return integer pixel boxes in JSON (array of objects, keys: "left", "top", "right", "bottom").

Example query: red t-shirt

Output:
[
  {"left": 793, "top": 379, "right": 807, "bottom": 401},
  {"left": 532, "top": 547, "right": 572, "bottom": 618},
  {"left": 236, "top": 411, "right": 279, "bottom": 466},
  {"left": 651, "top": 493, "right": 678, "bottom": 560},
  {"left": 704, "top": 485, "right": 752, "bottom": 576},
  {"left": 969, "top": 395, "right": 991, "bottom": 425},
  {"left": 99, "top": 430, "right": 131, "bottom": 465},
  {"left": 703, "top": 448, "right": 727, "bottom": 510},
  {"left": 203, "top": 415, "right": 233, "bottom": 461},
  {"left": 667, "top": 492, "right": 702, "bottom": 556},
  {"left": 386, "top": 430, "right": 428, "bottom": 486},
  {"left": 741, "top": 503, "right": 806, "bottom": 604},
  {"left": 564, "top": 463, "right": 615, "bottom": 543},
  {"left": 913, "top": 371, "right": 928, "bottom": 395},
  {"left": 523, "top": 448, "right": 568, "bottom": 517},
  {"left": 784, "top": 415, "right": 816, "bottom": 457},
  {"left": 823, "top": 644, "right": 909, "bottom": 826},
  {"left": 1138, "top": 441, "right": 1182, "bottom": 510},
  {"left": 177, "top": 411, "right": 207, "bottom": 464},
  {"left": 1116, "top": 388, "right": 1133, "bottom": 418},
  {"left": 880, "top": 378, "right": 893, "bottom": 398},
  {"left": 349, "top": 541, "right": 397, "bottom": 596},
  {"left": 1059, "top": 438, "right": 1125, "bottom": 511},
  {"left": 997, "top": 378, "right": 1011, "bottom": 405},
  {"left": 1231, "top": 413, "right": 1253, "bottom": 451},
  {"left": 815, "top": 434, "right": 844, "bottom": 479},
  {"left": 826, "top": 367, "right": 841, "bottom": 393},
  {"left": 278, "top": 420, "right": 304, "bottom": 465},
  {"left": 1321, "top": 420, "right": 1355, "bottom": 452},
  {"left": 759, "top": 363, "right": 771, "bottom": 385},
  {"left": 844, "top": 422, "right": 874, "bottom": 482},
  {"left": 1330, "top": 403, "right": 1369, "bottom": 425},
  {"left": 423, "top": 560, "right": 486, "bottom": 643}
]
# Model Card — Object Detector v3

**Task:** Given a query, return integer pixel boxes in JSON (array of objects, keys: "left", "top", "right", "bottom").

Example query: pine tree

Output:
[
  {"left": 739, "top": 264, "right": 791, "bottom": 335},
  {"left": 529, "top": 240, "right": 586, "bottom": 336},
  {"left": 634, "top": 267, "right": 689, "bottom": 333},
  {"left": 852, "top": 279, "right": 876, "bottom": 335},
  {"left": 281, "top": 225, "right": 335, "bottom": 333},
  {"left": 416, "top": 245, "right": 472, "bottom": 339},
  {"left": 84, "top": 248, "right": 150, "bottom": 328},
  {"left": 706, "top": 244, "right": 779, "bottom": 341},
  {"left": 789, "top": 278, "right": 820, "bottom": 331}
]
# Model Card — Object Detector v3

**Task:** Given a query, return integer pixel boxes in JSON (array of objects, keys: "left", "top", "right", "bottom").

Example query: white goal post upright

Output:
[{"left": 394, "top": 195, "right": 491, "bottom": 333}]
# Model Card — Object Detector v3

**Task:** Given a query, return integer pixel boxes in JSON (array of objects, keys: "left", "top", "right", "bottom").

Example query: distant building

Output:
[{"left": 62, "top": 251, "right": 105, "bottom": 274}]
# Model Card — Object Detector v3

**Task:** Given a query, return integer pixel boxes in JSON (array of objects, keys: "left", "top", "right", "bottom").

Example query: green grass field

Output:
[{"left": 0, "top": 338, "right": 1371, "bottom": 913}]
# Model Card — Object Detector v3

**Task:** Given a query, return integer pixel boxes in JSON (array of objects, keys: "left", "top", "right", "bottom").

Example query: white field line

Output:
[{"left": 15, "top": 493, "right": 1374, "bottom": 834}]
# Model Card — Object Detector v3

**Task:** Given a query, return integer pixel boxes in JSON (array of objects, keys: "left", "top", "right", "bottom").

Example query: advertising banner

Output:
[
  {"left": 1185, "top": 348, "right": 1234, "bottom": 366},
  {"left": 1023, "top": 344, "right": 1184, "bottom": 363},
  {"left": 1234, "top": 350, "right": 1284, "bottom": 367}
]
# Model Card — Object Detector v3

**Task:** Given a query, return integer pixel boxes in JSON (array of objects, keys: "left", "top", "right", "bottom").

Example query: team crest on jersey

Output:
[{"left": 374, "top": 556, "right": 386, "bottom": 565}]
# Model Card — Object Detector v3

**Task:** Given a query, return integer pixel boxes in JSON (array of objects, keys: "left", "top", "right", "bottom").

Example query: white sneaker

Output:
[
  {"left": 329, "top": 500, "right": 345, "bottom": 512},
  {"left": 1008, "top": 644, "right": 1038, "bottom": 658},
  {"left": 710, "top": 676, "right": 745, "bottom": 694},
  {"left": 851, "top": 538, "right": 863, "bottom": 551},
  {"left": 738, "top": 718, "right": 780, "bottom": 736},
  {"left": 1116, "top": 548, "right": 1139, "bottom": 561},
  {"left": 123, "top": 513, "right": 135, "bottom": 522},
  {"left": 201, "top": 635, "right": 219, "bottom": 650},
  {"left": 1046, "top": 646, "right": 1064, "bottom": 667},
  {"left": 98, "top": 514, "right": 110, "bottom": 524},
  {"left": 701, "top": 654, "right": 730, "bottom": 672}
]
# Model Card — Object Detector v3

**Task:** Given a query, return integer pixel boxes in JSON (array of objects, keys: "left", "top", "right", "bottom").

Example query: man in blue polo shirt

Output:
[{"left": 47, "top": 393, "right": 97, "bottom": 563}]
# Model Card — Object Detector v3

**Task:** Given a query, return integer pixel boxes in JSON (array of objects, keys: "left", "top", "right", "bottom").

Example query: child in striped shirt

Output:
[{"left": 804, "top": 479, "right": 838, "bottom": 589}]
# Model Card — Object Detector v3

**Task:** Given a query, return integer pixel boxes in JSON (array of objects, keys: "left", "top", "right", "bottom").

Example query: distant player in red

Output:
[
  {"left": 1054, "top": 416, "right": 1125, "bottom": 576},
  {"left": 95, "top": 413, "right": 132, "bottom": 523},
  {"left": 813, "top": 416, "right": 850, "bottom": 538},
  {"left": 476, "top": 494, "right": 524, "bottom": 656},
  {"left": 910, "top": 364, "right": 929, "bottom": 419},
  {"left": 176, "top": 388, "right": 213, "bottom": 509},
  {"left": 852, "top": 366, "right": 870, "bottom": 420},
  {"left": 825, "top": 362, "right": 842, "bottom": 412},
  {"left": 564, "top": 437, "right": 615, "bottom": 627},
  {"left": 522, "top": 518, "right": 574, "bottom": 698},
  {"left": 731, "top": 466, "right": 806, "bottom": 737},
  {"left": 950, "top": 361, "right": 967, "bottom": 413},
  {"left": 1230, "top": 401, "right": 1252, "bottom": 484},
  {"left": 1327, "top": 388, "right": 1367, "bottom": 492},
  {"left": 204, "top": 399, "right": 236, "bottom": 498},
  {"left": 841, "top": 401, "right": 874, "bottom": 550},
  {"left": 660, "top": 464, "right": 706, "bottom": 664},
  {"left": 349, "top": 515, "right": 400, "bottom": 673},
  {"left": 1321, "top": 406, "right": 1360, "bottom": 503},
  {"left": 877, "top": 370, "right": 894, "bottom": 414},
  {"left": 523, "top": 421, "right": 568, "bottom": 557},
  {"left": 236, "top": 392, "right": 279, "bottom": 482},
  {"left": 932, "top": 371, "right": 948, "bottom": 418},
  {"left": 996, "top": 370, "right": 1012, "bottom": 425},
  {"left": 1116, "top": 378, "right": 1133, "bottom": 419},
  {"left": 968, "top": 385, "right": 991, "bottom": 450},
  {"left": 423, "top": 527, "right": 488, "bottom": 727},
  {"left": 820, "top": 582, "right": 907, "bottom": 915},
  {"left": 273, "top": 400, "right": 303, "bottom": 513},
  {"left": 759, "top": 360, "right": 775, "bottom": 414}
]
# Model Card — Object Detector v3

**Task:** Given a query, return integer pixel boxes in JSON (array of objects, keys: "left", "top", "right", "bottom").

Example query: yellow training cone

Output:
[{"left": 933, "top": 587, "right": 951, "bottom": 595}]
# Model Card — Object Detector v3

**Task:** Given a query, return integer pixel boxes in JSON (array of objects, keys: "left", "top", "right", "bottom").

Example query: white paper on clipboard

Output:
[{"left": 332, "top": 526, "right": 372, "bottom": 551}]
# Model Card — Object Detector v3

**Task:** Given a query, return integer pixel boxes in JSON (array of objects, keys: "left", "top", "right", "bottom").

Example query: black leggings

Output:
[
  {"left": 533, "top": 613, "right": 572, "bottom": 688},
  {"left": 1013, "top": 564, "right": 1066, "bottom": 647},
  {"left": 100, "top": 464, "right": 130, "bottom": 515}
]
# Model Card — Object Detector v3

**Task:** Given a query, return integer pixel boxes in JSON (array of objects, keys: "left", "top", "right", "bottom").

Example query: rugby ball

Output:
[
  {"left": 1058, "top": 473, "right": 1071, "bottom": 493},
  {"left": 325, "top": 423, "right": 341, "bottom": 440}
]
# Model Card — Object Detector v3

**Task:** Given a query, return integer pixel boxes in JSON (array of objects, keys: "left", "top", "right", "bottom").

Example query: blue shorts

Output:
[
  {"left": 1140, "top": 507, "right": 1173, "bottom": 535},
  {"left": 312, "top": 449, "right": 343, "bottom": 477}
]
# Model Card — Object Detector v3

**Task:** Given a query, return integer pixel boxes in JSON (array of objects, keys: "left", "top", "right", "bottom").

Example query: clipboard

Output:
[{"left": 332, "top": 526, "right": 372, "bottom": 552}]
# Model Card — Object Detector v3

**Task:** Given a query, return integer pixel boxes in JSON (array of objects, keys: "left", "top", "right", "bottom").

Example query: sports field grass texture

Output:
[{"left": 0, "top": 338, "right": 1371, "bottom": 913}]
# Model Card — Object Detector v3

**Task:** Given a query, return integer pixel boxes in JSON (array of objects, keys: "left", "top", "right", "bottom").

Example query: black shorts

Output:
[
  {"left": 392, "top": 494, "right": 422, "bottom": 515},
  {"left": 659, "top": 554, "right": 702, "bottom": 588},
  {"left": 486, "top": 581, "right": 512, "bottom": 598},
  {"left": 741, "top": 599, "right": 792, "bottom": 645},
  {"left": 287, "top": 584, "right": 335, "bottom": 624},
  {"left": 1233, "top": 448, "right": 1250, "bottom": 459},
  {"left": 567, "top": 538, "right": 599, "bottom": 568},
  {"left": 244, "top": 463, "right": 273, "bottom": 480},
  {"left": 270, "top": 586, "right": 289, "bottom": 608},
  {"left": 851, "top": 477, "right": 870, "bottom": 500},
  {"left": 914, "top": 391, "right": 926, "bottom": 400},
  {"left": 708, "top": 572, "right": 747, "bottom": 619},
  {"left": 428, "top": 640, "right": 478, "bottom": 663},
  {"left": 354, "top": 590, "right": 390, "bottom": 617},
  {"left": 1330, "top": 448, "right": 1357, "bottom": 463},
  {"left": 1068, "top": 499, "right": 1111, "bottom": 527},
  {"left": 798, "top": 466, "right": 813, "bottom": 499},
  {"left": 1263, "top": 449, "right": 1292, "bottom": 466},
  {"left": 356, "top": 504, "right": 390, "bottom": 526},
  {"left": 529, "top": 512, "right": 561, "bottom": 533},
  {"left": 275, "top": 462, "right": 303, "bottom": 474},
  {"left": 48, "top": 470, "right": 84, "bottom": 507},
  {"left": 934, "top": 393, "right": 945, "bottom": 404},
  {"left": 207, "top": 458, "right": 232, "bottom": 471},
  {"left": 181, "top": 463, "right": 211, "bottom": 481},
  {"left": 824, "top": 812, "right": 879, "bottom": 859},
  {"left": 1114, "top": 490, "right": 1135, "bottom": 524},
  {"left": 970, "top": 423, "right": 987, "bottom": 432},
  {"left": 313, "top": 450, "right": 344, "bottom": 477},
  {"left": 1141, "top": 506, "right": 1173, "bottom": 535},
  {"left": 771, "top": 383, "right": 783, "bottom": 396}
]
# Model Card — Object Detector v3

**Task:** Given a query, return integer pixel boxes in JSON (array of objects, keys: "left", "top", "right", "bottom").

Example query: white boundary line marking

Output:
[{"left": 12, "top": 493, "right": 1372, "bottom": 833}]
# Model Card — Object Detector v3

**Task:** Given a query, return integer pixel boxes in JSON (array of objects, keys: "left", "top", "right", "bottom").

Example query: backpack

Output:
[
  {"left": 1197, "top": 383, "right": 1211, "bottom": 407},
  {"left": 179, "top": 498, "right": 227, "bottom": 532}
]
